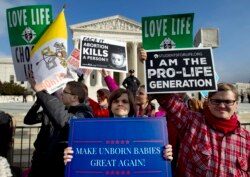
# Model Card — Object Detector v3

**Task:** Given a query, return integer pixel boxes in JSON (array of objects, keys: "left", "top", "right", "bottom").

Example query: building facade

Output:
[
  {"left": 234, "top": 83, "right": 250, "bottom": 102},
  {"left": 0, "top": 58, "right": 28, "bottom": 88}
]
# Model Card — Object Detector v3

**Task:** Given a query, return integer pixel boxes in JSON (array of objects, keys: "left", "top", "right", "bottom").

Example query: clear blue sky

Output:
[{"left": 1, "top": 0, "right": 250, "bottom": 83}]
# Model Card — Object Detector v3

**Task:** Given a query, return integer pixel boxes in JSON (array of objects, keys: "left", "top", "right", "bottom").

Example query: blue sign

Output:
[{"left": 65, "top": 118, "right": 171, "bottom": 177}]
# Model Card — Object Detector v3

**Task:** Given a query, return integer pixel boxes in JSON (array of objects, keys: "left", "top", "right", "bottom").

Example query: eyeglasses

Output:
[
  {"left": 209, "top": 99, "right": 236, "bottom": 106},
  {"left": 63, "top": 90, "right": 73, "bottom": 95}
]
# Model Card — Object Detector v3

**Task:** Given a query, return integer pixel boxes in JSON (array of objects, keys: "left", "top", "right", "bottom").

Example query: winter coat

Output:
[
  {"left": 122, "top": 75, "right": 140, "bottom": 94},
  {"left": 25, "top": 91, "right": 93, "bottom": 177},
  {"left": 104, "top": 75, "right": 119, "bottom": 92}
]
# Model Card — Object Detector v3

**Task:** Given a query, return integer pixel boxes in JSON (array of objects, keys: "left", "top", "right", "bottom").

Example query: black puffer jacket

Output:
[{"left": 24, "top": 91, "right": 93, "bottom": 177}]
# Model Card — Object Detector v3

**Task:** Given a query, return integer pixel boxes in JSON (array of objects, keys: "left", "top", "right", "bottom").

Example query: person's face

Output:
[
  {"left": 111, "top": 93, "right": 130, "bottom": 117},
  {"left": 97, "top": 94, "right": 108, "bottom": 106},
  {"left": 62, "top": 86, "right": 75, "bottom": 106},
  {"left": 208, "top": 91, "right": 238, "bottom": 119},
  {"left": 111, "top": 53, "right": 124, "bottom": 68},
  {"left": 135, "top": 87, "right": 148, "bottom": 105}
]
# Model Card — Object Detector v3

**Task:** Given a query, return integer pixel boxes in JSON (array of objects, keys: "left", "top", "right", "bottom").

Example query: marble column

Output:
[
  {"left": 73, "top": 38, "right": 91, "bottom": 87},
  {"left": 83, "top": 71, "right": 91, "bottom": 87},
  {"left": 73, "top": 38, "right": 80, "bottom": 49},
  {"left": 119, "top": 72, "right": 127, "bottom": 87},
  {"left": 109, "top": 71, "right": 114, "bottom": 78},
  {"left": 95, "top": 71, "right": 103, "bottom": 87},
  {"left": 136, "top": 43, "right": 144, "bottom": 84},
  {"left": 131, "top": 42, "right": 138, "bottom": 77}
]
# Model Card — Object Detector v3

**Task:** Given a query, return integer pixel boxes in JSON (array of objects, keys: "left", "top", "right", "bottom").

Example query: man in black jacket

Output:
[
  {"left": 122, "top": 69, "right": 141, "bottom": 98},
  {"left": 25, "top": 81, "right": 93, "bottom": 177}
]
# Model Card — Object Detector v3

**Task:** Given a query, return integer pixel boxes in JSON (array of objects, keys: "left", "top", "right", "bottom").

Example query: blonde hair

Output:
[{"left": 208, "top": 83, "right": 239, "bottom": 101}]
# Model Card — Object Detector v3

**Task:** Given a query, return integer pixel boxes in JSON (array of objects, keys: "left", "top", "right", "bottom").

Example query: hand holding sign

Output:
[
  {"left": 163, "top": 144, "right": 173, "bottom": 161},
  {"left": 139, "top": 48, "right": 147, "bottom": 63},
  {"left": 64, "top": 147, "right": 74, "bottom": 165},
  {"left": 26, "top": 70, "right": 43, "bottom": 92}
]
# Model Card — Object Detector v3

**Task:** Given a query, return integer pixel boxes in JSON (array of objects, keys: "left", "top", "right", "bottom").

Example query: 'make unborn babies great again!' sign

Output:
[{"left": 65, "top": 118, "right": 171, "bottom": 177}]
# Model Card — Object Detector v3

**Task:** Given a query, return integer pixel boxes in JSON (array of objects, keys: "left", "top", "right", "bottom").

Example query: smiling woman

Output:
[{"left": 108, "top": 88, "right": 135, "bottom": 118}]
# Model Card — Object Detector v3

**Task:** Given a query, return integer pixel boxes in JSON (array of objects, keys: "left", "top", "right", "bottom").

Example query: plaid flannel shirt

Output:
[{"left": 156, "top": 94, "right": 250, "bottom": 177}]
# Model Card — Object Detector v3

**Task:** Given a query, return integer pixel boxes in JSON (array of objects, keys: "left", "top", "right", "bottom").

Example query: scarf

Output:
[{"left": 204, "top": 108, "right": 239, "bottom": 134}]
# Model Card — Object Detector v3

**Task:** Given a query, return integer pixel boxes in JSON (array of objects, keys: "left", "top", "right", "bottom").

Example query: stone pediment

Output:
[{"left": 70, "top": 15, "right": 141, "bottom": 32}]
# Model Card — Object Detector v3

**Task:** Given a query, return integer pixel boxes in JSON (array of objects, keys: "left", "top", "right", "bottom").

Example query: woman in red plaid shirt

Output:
[{"left": 140, "top": 49, "right": 250, "bottom": 176}]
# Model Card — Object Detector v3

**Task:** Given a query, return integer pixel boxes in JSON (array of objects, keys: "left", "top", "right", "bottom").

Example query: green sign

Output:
[
  {"left": 7, "top": 5, "right": 52, "bottom": 46},
  {"left": 142, "top": 13, "right": 194, "bottom": 50},
  {"left": 6, "top": 5, "right": 52, "bottom": 81}
]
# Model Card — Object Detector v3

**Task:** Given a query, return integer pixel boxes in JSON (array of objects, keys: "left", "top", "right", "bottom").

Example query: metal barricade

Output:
[
  {"left": 12, "top": 126, "right": 40, "bottom": 170},
  {"left": 241, "top": 123, "right": 250, "bottom": 131}
]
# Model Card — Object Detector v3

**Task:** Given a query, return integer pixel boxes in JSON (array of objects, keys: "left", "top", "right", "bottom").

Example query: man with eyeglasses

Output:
[
  {"left": 25, "top": 79, "right": 93, "bottom": 177},
  {"left": 139, "top": 49, "right": 250, "bottom": 176}
]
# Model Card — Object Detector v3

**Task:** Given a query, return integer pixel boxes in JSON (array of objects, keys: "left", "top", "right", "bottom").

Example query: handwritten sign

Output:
[
  {"left": 145, "top": 48, "right": 217, "bottom": 93},
  {"left": 66, "top": 118, "right": 171, "bottom": 177}
]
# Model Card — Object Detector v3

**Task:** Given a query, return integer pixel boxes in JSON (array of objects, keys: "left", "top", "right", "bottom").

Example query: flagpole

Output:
[{"left": 62, "top": 4, "right": 66, "bottom": 10}]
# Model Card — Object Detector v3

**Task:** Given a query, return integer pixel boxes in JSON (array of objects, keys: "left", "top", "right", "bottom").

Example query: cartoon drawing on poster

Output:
[
  {"left": 80, "top": 36, "right": 127, "bottom": 73},
  {"left": 144, "top": 48, "right": 217, "bottom": 94},
  {"left": 35, "top": 42, "right": 67, "bottom": 70}
]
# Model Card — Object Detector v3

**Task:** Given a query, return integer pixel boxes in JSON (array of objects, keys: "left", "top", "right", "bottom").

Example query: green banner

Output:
[
  {"left": 142, "top": 13, "right": 194, "bottom": 50},
  {"left": 7, "top": 5, "right": 52, "bottom": 46},
  {"left": 6, "top": 5, "right": 52, "bottom": 81}
]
